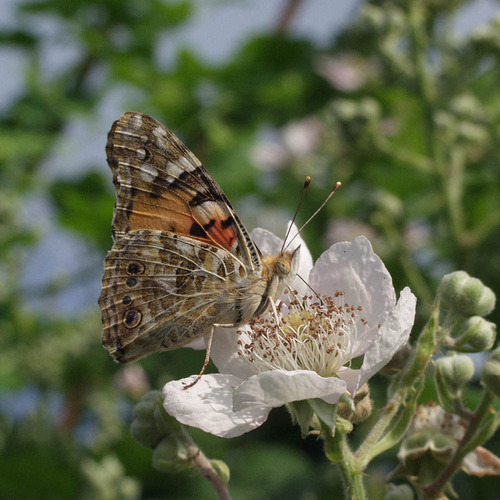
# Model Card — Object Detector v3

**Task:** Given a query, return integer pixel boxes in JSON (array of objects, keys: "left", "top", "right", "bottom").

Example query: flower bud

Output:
[
  {"left": 337, "top": 384, "right": 372, "bottom": 424},
  {"left": 130, "top": 391, "right": 181, "bottom": 449},
  {"left": 210, "top": 460, "right": 231, "bottom": 485},
  {"left": 435, "top": 354, "right": 475, "bottom": 402},
  {"left": 481, "top": 347, "right": 500, "bottom": 398},
  {"left": 440, "top": 271, "right": 496, "bottom": 317},
  {"left": 152, "top": 435, "right": 191, "bottom": 473},
  {"left": 452, "top": 316, "right": 496, "bottom": 352},
  {"left": 384, "top": 484, "right": 415, "bottom": 500}
]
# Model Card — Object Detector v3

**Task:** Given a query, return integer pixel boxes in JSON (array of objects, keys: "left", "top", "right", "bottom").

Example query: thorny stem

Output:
[
  {"left": 182, "top": 429, "right": 232, "bottom": 500},
  {"left": 422, "top": 391, "right": 495, "bottom": 499},
  {"left": 355, "top": 299, "right": 440, "bottom": 465},
  {"left": 324, "top": 428, "right": 366, "bottom": 500}
]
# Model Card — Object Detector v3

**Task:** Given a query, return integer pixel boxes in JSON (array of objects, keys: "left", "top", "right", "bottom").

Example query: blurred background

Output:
[{"left": 1, "top": 0, "right": 499, "bottom": 498}]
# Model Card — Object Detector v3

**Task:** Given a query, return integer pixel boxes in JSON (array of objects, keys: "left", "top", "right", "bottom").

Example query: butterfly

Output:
[{"left": 99, "top": 112, "right": 301, "bottom": 371}]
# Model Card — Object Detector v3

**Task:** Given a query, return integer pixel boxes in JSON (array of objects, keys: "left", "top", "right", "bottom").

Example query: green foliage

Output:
[
  {"left": 1, "top": 0, "right": 499, "bottom": 498},
  {"left": 50, "top": 172, "right": 115, "bottom": 249}
]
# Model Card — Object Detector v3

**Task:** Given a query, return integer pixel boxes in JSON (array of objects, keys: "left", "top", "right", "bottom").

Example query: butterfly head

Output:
[
  {"left": 276, "top": 246, "right": 301, "bottom": 282},
  {"left": 263, "top": 245, "right": 301, "bottom": 286}
]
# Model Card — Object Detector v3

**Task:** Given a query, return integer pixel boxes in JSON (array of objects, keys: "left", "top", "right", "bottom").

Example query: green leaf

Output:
[{"left": 49, "top": 171, "right": 115, "bottom": 249}]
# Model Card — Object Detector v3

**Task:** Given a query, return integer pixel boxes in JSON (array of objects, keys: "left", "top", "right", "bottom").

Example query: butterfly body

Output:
[{"left": 99, "top": 112, "right": 300, "bottom": 363}]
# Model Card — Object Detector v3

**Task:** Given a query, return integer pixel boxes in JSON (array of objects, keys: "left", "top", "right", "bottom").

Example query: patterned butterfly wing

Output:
[
  {"left": 99, "top": 112, "right": 265, "bottom": 362},
  {"left": 106, "top": 111, "right": 259, "bottom": 268},
  {"left": 99, "top": 230, "right": 265, "bottom": 362}
]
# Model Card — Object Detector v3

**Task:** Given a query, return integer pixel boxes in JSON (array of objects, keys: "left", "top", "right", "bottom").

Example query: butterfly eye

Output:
[
  {"left": 124, "top": 309, "right": 142, "bottom": 329},
  {"left": 275, "top": 257, "right": 291, "bottom": 277}
]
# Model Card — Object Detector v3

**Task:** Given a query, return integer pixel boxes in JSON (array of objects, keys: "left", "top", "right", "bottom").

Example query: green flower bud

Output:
[
  {"left": 440, "top": 271, "right": 496, "bottom": 317},
  {"left": 482, "top": 347, "right": 500, "bottom": 398},
  {"left": 331, "top": 99, "right": 358, "bottom": 121},
  {"left": 130, "top": 391, "right": 181, "bottom": 448},
  {"left": 358, "top": 98, "right": 381, "bottom": 121},
  {"left": 452, "top": 316, "right": 497, "bottom": 352},
  {"left": 210, "top": 460, "right": 231, "bottom": 485},
  {"left": 450, "top": 94, "right": 485, "bottom": 121},
  {"left": 457, "top": 121, "right": 490, "bottom": 146},
  {"left": 152, "top": 435, "right": 192, "bottom": 473},
  {"left": 384, "top": 484, "right": 415, "bottom": 500},
  {"left": 435, "top": 354, "right": 474, "bottom": 403}
]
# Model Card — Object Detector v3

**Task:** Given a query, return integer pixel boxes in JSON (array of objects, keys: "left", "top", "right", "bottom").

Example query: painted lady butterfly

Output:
[{"left": 99, "top": 112, "right": 300, "bottom": 366}]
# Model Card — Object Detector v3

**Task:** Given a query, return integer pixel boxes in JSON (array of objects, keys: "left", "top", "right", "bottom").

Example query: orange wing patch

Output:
[{"left": 107, "top": 112, "right": 238, "bottom": 251}]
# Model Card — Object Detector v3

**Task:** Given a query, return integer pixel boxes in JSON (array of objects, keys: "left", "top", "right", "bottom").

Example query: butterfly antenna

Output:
[
  {"left": 284, "top": 181, "right": 342, "bottom": 252},
  {"left": 295, "top": 274, "right": 324, "bottom": 306},
  {"left": 281, "top": 176, "right": 311, "bottom": 254}
]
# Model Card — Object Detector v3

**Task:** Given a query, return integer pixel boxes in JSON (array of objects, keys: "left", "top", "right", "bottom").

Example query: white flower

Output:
[{"left": 163, "top": 228, "right": 416, "bottom": 438}]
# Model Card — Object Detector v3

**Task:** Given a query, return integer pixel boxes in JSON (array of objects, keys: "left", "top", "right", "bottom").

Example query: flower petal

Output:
[
  {"left": 210, "top": 326, "right": 256, "bottom": 380},
  {"left": 341, "top": 287, "right": 417, "bottom": 394},
  {"left": 184, "top": 336, "right": 207, "bottom": 350},
  {"left": 309, "top": 236, "right": 396, "bottom": 326},
  {"left": 233, "top": 369, "right": 347, "bottom": 411},
  {"left": 163, "top": 374, "right": 271, "bottom": 438},
  {"left": 462, "top": 446, "right": 500, "bottom": 476}
]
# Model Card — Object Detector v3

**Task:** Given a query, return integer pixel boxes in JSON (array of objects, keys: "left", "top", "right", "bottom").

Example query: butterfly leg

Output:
[
  {"left": 183, "top": 327, "right": 215, "bottom": 390},
  {"left": 269, "top": 299, "right": 281, "bottom": 324}
]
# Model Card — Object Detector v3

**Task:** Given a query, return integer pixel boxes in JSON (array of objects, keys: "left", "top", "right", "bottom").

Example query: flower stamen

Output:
[{"left": 238, "top": 291, "right": 374, "bottom": 377}]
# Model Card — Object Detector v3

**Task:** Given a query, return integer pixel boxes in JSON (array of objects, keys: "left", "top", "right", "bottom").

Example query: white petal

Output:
[
  {"left": 341, "top": 287, "right": 417, "bottom": 394},
  {"left": 210, "top": 326, "right": 256, "bottom": 380},
  {"left": 184, "top": 336, "right": 207, "bottom": 350},
  {"left": 163, "top": 374, "right": 270, "bottom": 438},
  {"left": 233, "top": 369, "right": 347, "bottom": 411},
  {"left": 309, "top": 236, "right": 396, "bottom": 326},
  {"left": 462, "top": 446, "right": 500, "bottom": 476}
]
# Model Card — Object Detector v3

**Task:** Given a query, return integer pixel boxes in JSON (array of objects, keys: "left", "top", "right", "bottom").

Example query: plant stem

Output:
[
  {"left": 356, "top": 301, "right": 440, "bottom": 465},
  {"left": 184, "top": 433, "right": 232, "bottom": 500},
  {"left": 324, "top": 430, "right": 366, "bottom": 499}
]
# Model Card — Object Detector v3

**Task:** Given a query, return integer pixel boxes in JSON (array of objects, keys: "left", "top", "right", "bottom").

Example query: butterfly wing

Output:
[
  {"left": 99, "top": 112, "right": 264, "bottom": 362},
  {"left": 99, "top": 230, "right": 258, "bottom": 362},
  {"left": 106, "top": 111, "right": 260, "bottom": 267}
]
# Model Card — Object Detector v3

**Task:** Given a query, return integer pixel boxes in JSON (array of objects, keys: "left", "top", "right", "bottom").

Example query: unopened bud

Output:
[
  {"left": 152, "top": 435, "right": 191, "bottom": 473},
  {"left": 452, "top": 316, "right": 497, "bottom": 352},
  {"left": 384, "top": 484, "right": 415, "bottom": 500},
  {"left": 210, "top": 460, "right": 231, "bottom": 484},
  {"left": 482, "top": 347, "right": 500, "bottom": 398},
  {"left": 337, "top": 384, "right": 372, "bottom": 423},
  {"left": 130, "top": 391, "right": 181, "bottom": 449},
  {"left": 435, "top": 354, "right": 475, "bottom": 401},
  {"left": 440, "top": 271, "right": 496, "bottom": 317}
]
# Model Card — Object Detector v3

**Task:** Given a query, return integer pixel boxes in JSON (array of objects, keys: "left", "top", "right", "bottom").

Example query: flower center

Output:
[{"left": 238, "top": 290, "right": 372, "bottom": 377}]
